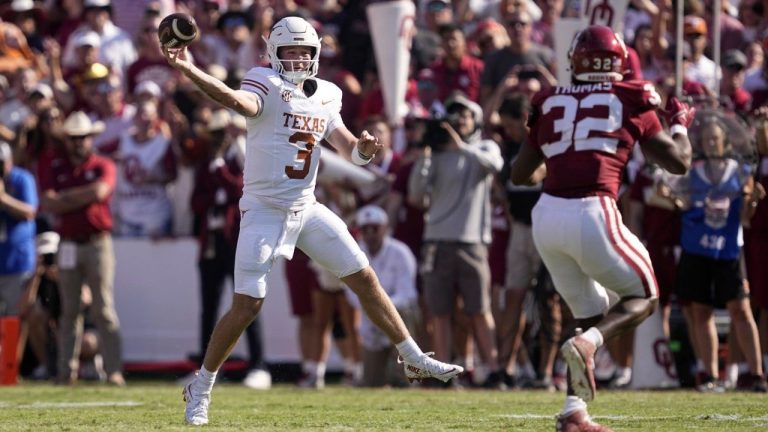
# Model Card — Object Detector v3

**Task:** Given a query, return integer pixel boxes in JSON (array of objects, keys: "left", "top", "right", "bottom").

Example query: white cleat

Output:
[
  {"left": 183, "top": 380, "right": 210, "bottom": 426},
  {"left": 398, "top": 352, "right": 464, "bottom": 383}
]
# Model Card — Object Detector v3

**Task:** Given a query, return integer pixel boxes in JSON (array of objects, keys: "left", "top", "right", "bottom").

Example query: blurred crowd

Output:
[{"left": 0, "top": 0, "right": 766, "bottom": 393}]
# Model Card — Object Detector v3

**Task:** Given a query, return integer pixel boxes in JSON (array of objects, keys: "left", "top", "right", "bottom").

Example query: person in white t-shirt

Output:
[
  {"left": 350, "top": 205, "right": 421, "bottom": 388},
  {"left": 162, "top": 16, "right": 464, "bottom": 426}
]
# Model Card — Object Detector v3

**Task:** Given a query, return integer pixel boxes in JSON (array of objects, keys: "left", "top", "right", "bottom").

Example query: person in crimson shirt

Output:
[
  {"left": 510, "top": 26, "right": 692, "bottom": 431},
  {"left": 427, "top": 23, "right": 484, "bottom": 103},
  {"left": 38, "top": 111, "right": 124, "bottom": 387}
]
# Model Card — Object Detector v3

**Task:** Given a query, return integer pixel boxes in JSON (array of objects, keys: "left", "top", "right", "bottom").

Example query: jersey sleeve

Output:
[
  {"left": 618, "top": 80, "right": 662, "bottom": 111},
  {"left": 636, "top": 110, "right": 663, "bottom": 141},
  {"left": 240, "top": 67, "right": 276, "bottom": 100}
]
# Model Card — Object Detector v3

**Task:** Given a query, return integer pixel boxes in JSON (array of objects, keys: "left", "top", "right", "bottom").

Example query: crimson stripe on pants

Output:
[{"left": 599, "top": 196, "right": 655, "bottom": 298}]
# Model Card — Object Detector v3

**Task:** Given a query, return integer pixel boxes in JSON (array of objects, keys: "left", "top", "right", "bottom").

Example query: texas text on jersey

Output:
[
  {"left": 528, "top": 80, "right": 663, "bottom": 199},
  {"left": 238, "top": 66, "right": 344, "bottom": 212}
]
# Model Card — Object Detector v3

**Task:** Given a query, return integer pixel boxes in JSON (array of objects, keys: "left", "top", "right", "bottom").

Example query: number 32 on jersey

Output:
[{"left": 540, "top": 83, "right": 660, "bottom": 158}]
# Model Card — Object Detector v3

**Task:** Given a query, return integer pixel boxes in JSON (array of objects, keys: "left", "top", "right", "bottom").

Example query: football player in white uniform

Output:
[{"left": 163, "top": 16, "right": 464, "bottom": 426}]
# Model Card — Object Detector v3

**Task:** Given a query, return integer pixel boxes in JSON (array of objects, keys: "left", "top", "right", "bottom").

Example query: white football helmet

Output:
[{"left": 266, "top": 17, "right": 321, "bottom": 84}]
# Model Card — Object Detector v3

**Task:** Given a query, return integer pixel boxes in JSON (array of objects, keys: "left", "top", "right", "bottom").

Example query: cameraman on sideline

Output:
[
  {"left": 407, "top": 93, "right": 505, "bottom": 387},
  {"left": 0, "top": 140, "right": 37, "bottom": 317}
]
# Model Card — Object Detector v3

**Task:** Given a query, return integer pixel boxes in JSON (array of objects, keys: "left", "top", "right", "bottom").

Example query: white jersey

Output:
[
  {"left": 239, "top": 67, "right": 345, "bottom": 212},
  {"left": 114, "top": 131, "right": 174, "bottom": 231}
]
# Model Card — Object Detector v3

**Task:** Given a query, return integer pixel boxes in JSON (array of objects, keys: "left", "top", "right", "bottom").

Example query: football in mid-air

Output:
[{"left": 158, "top": 13, "right": 198, "bottom": 48}]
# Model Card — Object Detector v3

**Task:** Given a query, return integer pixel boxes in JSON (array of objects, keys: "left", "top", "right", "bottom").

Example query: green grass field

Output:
[{"left": 0, "top": 382, "right": 766, "bottom": 431}]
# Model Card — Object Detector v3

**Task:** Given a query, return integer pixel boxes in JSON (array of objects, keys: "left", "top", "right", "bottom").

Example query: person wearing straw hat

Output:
[{"left": 38, "top": 111, "right": 125, "bottom": 386}]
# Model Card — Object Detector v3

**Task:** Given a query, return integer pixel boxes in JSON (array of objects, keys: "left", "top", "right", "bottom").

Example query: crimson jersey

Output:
[{"left": 528, "top": 80, "right": 663, "bottom": 199}]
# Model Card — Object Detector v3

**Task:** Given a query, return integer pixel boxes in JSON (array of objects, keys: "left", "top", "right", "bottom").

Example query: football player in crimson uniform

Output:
[
  {"left": 162, "top": 16, "right": 463, "bottom": 426},
  {"left": 510, "top": 25, "right": 693, "bottom": 432}
]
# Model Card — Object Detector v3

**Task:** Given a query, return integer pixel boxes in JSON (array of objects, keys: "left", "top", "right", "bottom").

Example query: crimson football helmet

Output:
[{"left": 568, "top": 25, "right": 628, "bottom": 82}]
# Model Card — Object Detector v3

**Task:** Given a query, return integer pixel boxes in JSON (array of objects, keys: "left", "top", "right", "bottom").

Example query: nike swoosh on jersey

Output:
[{"left": 321, "top": 99, "right": 333, "bottom": 105}]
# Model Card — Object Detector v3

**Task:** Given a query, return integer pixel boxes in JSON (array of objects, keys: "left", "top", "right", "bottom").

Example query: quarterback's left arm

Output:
[{"left": 326, "top": 126, "right": 381, "bottom": 166}]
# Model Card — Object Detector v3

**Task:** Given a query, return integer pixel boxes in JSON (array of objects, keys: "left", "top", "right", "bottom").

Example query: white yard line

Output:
[
  {"left": 0, "top": 401, "right": 143, "bottom": 409},
  {"left": 499, "top": 413, "right": 768, "bottom": 422}
]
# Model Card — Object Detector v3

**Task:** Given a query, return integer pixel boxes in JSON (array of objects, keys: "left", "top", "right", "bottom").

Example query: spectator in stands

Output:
[
  {"left": 351, "top": 205, "right": 419, "bottom": 387},
  {"left": 632, "top": 24, "right": 663, "bottom": 83},
  {"left": 316, "top": 33, "right": 361, "bottom": 127},
  {"left": 18, "top": 106, "right": 64, "bottom": 180},
  {"left": 210, "top": 10, "right": 253, "bottom": 73},
  {"left": 125, "top": 15, "right": 179, "bottom": 94},
  {"left": 412, "top": 0, "right": 454, "bottom": 72},
  {"left": 738, "top": 0, "right": 764, "bottom": 43},
  {"left": 479, "top": 10, "right": 554, "bottom": 101},
  {"left": 745, "top": 41, "right": 764, "bottom": 76},
  {"left": 190, "top": 109, "right": 270, "bottom": 390},
  {"left": 747, "top": 107, "right": 768, "bottom": 391},
  {"left": 719, "top": 50, "right": 752, "bottom": 116},
  {"left": 0, "top": 140, "right": 37, "bottom": 317},
  {"left": 359, "top": 116, "right": 399, "bottom": 206},
  {"left": 408, "top": 93, "right": 505, "bottom": 387},
  {"left": 2, "top": 0, "right": 46, "bottom": 53},
  {"left": 682, "top": 15, "right": 717, "bottom": 91},
  {"left": 530, "top": 0, "right": 563, "bottom": 49},
  {"left": 702, "top": 0, "right": 747, "bottom": 55},
  {"left": 0, "top": 66, "right": 36, "bottom": 144},
  {"left": 670, "top": 117, "right": 766, "bottom": 392},
  {"left": 0, "top": 17, "right": 37, "bottom": 76},
  {"left": 428, "top": 23, "right": 484, "bottom": 103},
  {"left": 111, "top": 0, "right": 173, "bottom": 39},
  {"left": 38, "top": 111, "right": 124, "bottom": 386},
  {"left": 304, "top": 181, "right": 363, "bottom": 388},
  {"left": 469, "top": 18, "right": 509, "bottom": 60},
  {"left": 90, "top": 75, "right": 136, "bottom": 152},
  {"left": 112, "top": 99, "right": 177, "bottom": 237},
  {"left": 62, "top": 0, "right": 137, "bottom": 75}
]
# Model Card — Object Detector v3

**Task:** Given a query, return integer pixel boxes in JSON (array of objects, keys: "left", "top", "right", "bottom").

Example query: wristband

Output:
[
  {"left": 670, "top": 124, "right": 688, "bottom": 137},
  {"left": 351, "top": 149, "right": 373, "bottom": 165}
]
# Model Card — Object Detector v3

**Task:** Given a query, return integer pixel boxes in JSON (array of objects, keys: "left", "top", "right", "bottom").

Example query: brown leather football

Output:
[{"left": 158, "top": 13, "right": 198, "bottom": 48}]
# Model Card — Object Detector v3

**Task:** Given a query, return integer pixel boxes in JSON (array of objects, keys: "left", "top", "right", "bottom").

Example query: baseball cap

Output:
[
  {"left": 427, "top": 0, "right": 450, "bottom": 12},
  {"left": 683, "top": 16, "right": 707, "bottom": 35},
  {"left": 134, "top": 80, "right": 162, "bottom": 98},
  {"left": 83, "top": 0, "right": 111, "bottom": 8},
  {"left": 356, "top": 205, "right": 388, "bottom": 227},
  {"left": 29, "top": 83, "right": 53, "bottom": 99},
  {"left": 445, "top": 92, "right": 483, "bottom": 123},
  {"left": 37, "top": 231, "right": 61, "bottom": 255},
  {"left": 722, "top": 49, "right": 747, "bottom": 70},
  {"left": 73, "top": 31, "right": 101, "bottom": 48}
]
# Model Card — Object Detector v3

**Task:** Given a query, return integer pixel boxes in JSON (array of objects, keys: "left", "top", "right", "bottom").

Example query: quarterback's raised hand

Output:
[
  {"left": 162, "top": 46, "right": 193, "bottom": 73},
  {"left": 664, "top": 96, "right": 696, "bottom": 130},
  {"left": 357, "top": 130, "right": 381, "bottom": 159}
]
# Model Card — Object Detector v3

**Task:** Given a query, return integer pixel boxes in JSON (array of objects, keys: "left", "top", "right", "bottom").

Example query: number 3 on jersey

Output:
[
  {"left": 540, "top": 93, "right": 623, "bottom": 157},
  {"left": 285, "top": 132, "right": 316, "bottom": 179}
]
